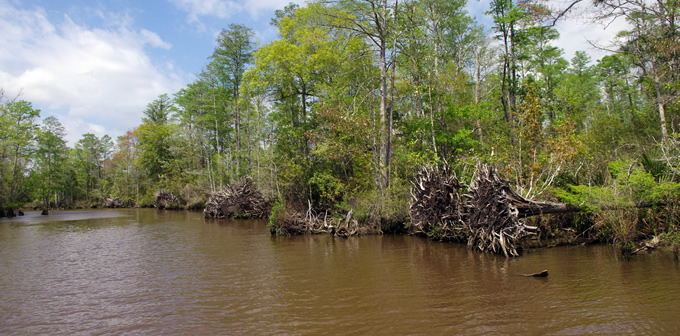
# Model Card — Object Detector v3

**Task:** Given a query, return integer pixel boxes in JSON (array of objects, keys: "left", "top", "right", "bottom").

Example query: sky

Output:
[{"left": 0, "top": 0, "right": 626, "bottom": 146}]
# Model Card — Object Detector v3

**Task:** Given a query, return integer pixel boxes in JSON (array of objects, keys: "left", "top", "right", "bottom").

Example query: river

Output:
[{"left": 1, "top": 209, "right": 679, "bottom": 335}]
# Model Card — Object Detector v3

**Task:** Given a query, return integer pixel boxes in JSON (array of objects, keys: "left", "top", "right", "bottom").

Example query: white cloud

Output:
[
  {"left": 0, "top": 1, "right": 184, "bottom": 145},
  {"left": 170, "top": 0, "right": 300, "bottom": 25},
  {"left": 549, "top": 0, "right": 630, "bottom": 62},
  {"left": 140, "top": 29, "right": 173, "bottom": 49},
  {"left": 170, "top": 0, "right": 242, "bottom": 23}
]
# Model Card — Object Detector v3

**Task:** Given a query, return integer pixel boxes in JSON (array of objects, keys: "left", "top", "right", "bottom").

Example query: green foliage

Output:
[
  {"left": 0, "top": 97, "right": 41, "bottom": 207},
  {"left": 2, "top": 0, "right": 679, "bottom": 262},
  {"left": 267, "top": 196, "right": 287, "bottom": 236},
  {"left": 555, "top": 160, "right": 680, "bottom": 211},
  {"left": 72, "top": 133, "right": 113, "bottom": 202},
  {"left": 353, "top": 178, "right": 411, "bottom": 233},
  {"left": 309, "top": 171, "right": 346, "bottom": 211},
  {"left": 137, "top": 190, "right": 157, "bottom": 208},
  {"left": 35, "top": 116, "right": 68, "bottom": 208},
  {"left": 143, "top": 94, "right": 173, "bottom": 125}
]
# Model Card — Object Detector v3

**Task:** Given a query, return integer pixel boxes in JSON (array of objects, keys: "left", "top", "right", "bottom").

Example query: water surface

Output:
[{"left": 1, "top": 209, "right": 678, "bottom": 335}]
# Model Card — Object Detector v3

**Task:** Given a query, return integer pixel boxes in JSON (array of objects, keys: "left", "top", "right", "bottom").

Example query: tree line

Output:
[{"left": 2, "top": 0, "right": 679, "bottom": 243}]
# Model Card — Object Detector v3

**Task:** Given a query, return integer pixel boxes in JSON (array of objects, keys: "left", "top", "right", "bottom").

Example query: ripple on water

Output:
[{"left": 1, "top": 210, "right": 680, "bottom": 335}]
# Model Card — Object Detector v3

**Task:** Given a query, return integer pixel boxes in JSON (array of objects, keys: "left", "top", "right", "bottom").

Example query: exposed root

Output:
[
  {"left": 409, "top": 164, "right": 540, "bottom": 257},
  {"left": 155, "top": 191, "right": 180, "bottom": 210},
  {"left": 465, "top": 165, "right": 538, "bottom": 257},
  {"left": 409, "top": 165, "right": 466, "bottom": 241},
  {"left": 272, "top": 202, "right": 374, "bottom": 237},
  {"left": 104, "top": 197, "right": 124, "bottom": 208},
  {"left": 204, "top": 178, "right": 271, "bottom": 219}
]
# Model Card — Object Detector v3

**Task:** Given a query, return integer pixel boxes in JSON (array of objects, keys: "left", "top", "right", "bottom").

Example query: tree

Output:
[
  {"left": 36, "top": 116, "right": 67, "bottom": 208},
  {"left": 398, "top": 0, "right": 482, "bottom": 160},
  {"left": 102, "top": 130, "right": 142, "bottom": 203},
  {"left": 174, "top": 80, "right": 222, "bottom": 191},
  {"left": 0, "top": 97, "right": 40, "bottom": 207},
  {"left": 75, "top": 133, "right": 112, "bottom": 202},
  {"left": 316, "top": 0, "right": 400, "bottom": 188},
  {"left": 210, "top": 24, "right": 257, "bottom": 176},
  {"left": 591, "top": 0, "right": 680, "bottom": 143},
  {"left": 246, "top": 2, "right": 375, "bottom": 206},
  {"left": 488, "top": 0, "right": 552, "bottom": 135},
  {"left": 143, "top": 93, "right": 173, "bottom": 125}
]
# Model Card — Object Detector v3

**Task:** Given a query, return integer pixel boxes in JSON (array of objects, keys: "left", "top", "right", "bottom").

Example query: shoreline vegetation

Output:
[
  {"left": 2, "top": 1, "right": 680, "bottom": 260},
  {"left": 4, "top": 164, "right": 678, "bottom": 260}
]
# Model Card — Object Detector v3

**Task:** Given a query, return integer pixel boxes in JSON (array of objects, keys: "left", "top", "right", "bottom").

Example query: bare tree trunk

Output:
[
  {"left": 378, "top": 0, "right": 388, "bottom": 190},
  {"left": 46, "top": 156, "right": 51, "bottom": 209},
  {"left": 235, "top": 103, "right": 240, "bottom": 175},
  {"left": 474, "top": 47, "right": 484, "bottom": 149},
  {"left": 9, "top": 145, "right": 20, "bottom": 201},
  {"left": 428, "top": 85, "right": 438, "bottom": 157},
  {"left": 385, "top": 0, "right": 398, "bottom": 188},
  {"left": 212, "top": 87, "right": 221, "bottom": 157},
  {"left": 235, "top": 81, "right": 241, "bottom": 176},
  {"left": 653, "top": 70, "right": 668, "bottom": 143}
]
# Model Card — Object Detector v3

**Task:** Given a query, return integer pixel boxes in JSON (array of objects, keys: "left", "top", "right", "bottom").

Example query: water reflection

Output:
[{"left": 0, "top": 209, "right": 679, "bottom": 335}]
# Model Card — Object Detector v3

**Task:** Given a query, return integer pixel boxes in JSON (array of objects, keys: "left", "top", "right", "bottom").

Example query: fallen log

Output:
[
  {"left": 409, "top": 164, "right": 562, "bottom": 257},
  {"left": 335, "top": 210, "right": 359, "bottom": 238},
  {"left": 522, "top": 270, "right": 549, "bottom": 277},
  {"left": 269, "top": 199, "right": 371, "bottom": 237}
]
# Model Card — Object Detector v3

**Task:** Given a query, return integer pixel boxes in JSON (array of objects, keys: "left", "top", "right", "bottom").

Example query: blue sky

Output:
[{"left": 0, "top": 0, "right": 624, "bottom": 145}]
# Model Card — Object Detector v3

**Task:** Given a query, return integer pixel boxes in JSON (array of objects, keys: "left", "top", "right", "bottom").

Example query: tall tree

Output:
[
  {"left": 143, "top": 93, "right": 173, "bottom": 125},
  {"left": 36, "top": 116, "right": 67, "bottom": 208},
  {"left": 75, "top": 133, "right": 112, "bottom": 202},
  {"left": 0, "top": 97, "right": 40, "bottom": 206},
  {"left": 317, "top": 0, "right": 400, "bottom": 188},
  {"left": 211, "top": 24, "right": 257, "bottom": 176},
  {"left": 488, "top": 0, "right": 551, "bottom": 134}
]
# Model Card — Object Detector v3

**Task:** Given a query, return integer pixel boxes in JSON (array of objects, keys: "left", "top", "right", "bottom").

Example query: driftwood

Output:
[
  {"left": 204, "top": 178, "right": 271, "bottom": 219},
  {"left": 334, "top": 209, "right": 361, "bottom": 238},
  {"left": 271, "top": 201, "right": 366, "bottom": 237},
  {"left": 155, "top": 191, "right": 180, "bottom": 210},
  {"left": 104, "top": 197, "right": 124, "bottom": 208},
  {"left": 522, "top": 270, "right": 549, "bottom": 277}
]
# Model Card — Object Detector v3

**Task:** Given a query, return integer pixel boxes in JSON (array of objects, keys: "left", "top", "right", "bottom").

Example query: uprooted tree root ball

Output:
[
  {"left": 203, "top": 178, "right": 271, "bottom": 219},
  {"left": 465, "top": 165, "right": 539, "bottom": 257},
  {"left": 104, "top": 197, "right": 124, "bottom": 208},
  {"left": 409, "top": 164, "right": 554, "bottom": 257},
  {"left": 409, "top": 165, "right": 466, "bottom": 241},
  {"left": 155, "top": 191, "right": 180, "bottom": 210}
]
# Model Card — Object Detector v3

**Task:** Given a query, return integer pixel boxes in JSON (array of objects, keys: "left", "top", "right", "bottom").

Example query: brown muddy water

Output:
[{"left": 1, "top": 209, "right": 679, "bottom": 335}]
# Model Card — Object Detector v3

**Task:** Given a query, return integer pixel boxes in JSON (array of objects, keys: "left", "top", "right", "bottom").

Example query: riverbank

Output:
[{"left": 266, "top": 202, "right": 680, "bottom": 259}]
